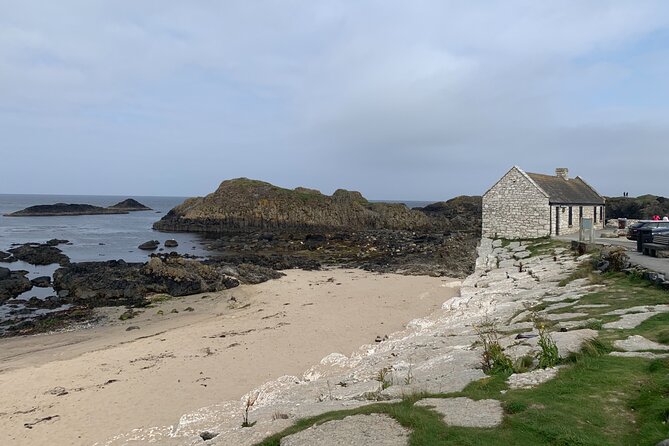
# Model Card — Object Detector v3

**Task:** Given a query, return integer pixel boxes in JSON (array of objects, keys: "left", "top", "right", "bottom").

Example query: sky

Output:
[{"left": 1, "top": 1, "right": 669, "bottom": 200}]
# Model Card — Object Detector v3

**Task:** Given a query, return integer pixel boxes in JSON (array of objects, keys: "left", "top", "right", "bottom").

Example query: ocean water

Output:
[{"left": 0, "top": 194, "right": 211, "bottom": 265}]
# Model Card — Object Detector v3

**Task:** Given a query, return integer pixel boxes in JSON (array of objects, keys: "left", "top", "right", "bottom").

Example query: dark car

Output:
[{"left": 628, "top": 220, "right": 669, "bottom": 241}]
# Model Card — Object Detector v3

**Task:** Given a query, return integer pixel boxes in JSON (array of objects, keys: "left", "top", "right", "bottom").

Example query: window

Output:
[
  {"left": 568, "top": 207, "right": 573, "bottom": 226},
  {"left": 594, "top": 206, "right": 597, "bottom": 223}
]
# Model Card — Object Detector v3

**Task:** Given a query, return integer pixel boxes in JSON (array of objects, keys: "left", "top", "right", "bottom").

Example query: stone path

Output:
[
  {"left": 279, "top": 414, "right": 410, "bottom": 446},
  {"left": 414, "top": 397, "right": 503, "bottom": 428}
]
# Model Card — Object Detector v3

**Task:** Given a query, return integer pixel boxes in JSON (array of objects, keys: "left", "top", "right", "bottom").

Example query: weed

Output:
[
  {"left": 242, "top": 393, "right": 258, "bottom": 428},
  {"left": 376, "top": 367, "right": 393, "bottom": 390},
  {"left": 475, "top": 319, "right": 513, "bottom": 375},
  {"left": 536, "top": 323, "right": 560, "bottom": 368},
  {"left": 513, "top": 355, "right": 535, "bottom": 374}
]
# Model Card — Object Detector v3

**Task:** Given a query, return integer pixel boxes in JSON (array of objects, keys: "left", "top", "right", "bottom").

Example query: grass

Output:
[
  {"left": 252, "top": 271, "right": 669, "bottom": 446},
  {"left": 254, "top": 341, "right": 669, "bottom": 446}
]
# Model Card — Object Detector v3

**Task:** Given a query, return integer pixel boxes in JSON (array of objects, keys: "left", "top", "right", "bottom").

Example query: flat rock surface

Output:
[
  {"left": 603, "top": 312, "right": 665, "bottom": 330},
  {"left": 552, "top": 329, "right": 598, "bottom": 355},
  {"left": 414, "top": 397, "right": 503, "bottom": 428},
  {"left": 279, "top": 414, "right": 410, "bottom": 446},
  {"left": 610, "top": 351, "right": 669, "bottom": 359},
  {"left": 613, "top": 335, "right": 669, "bottom": 352},
  {"left": 507, "top": 367, "right": 562, "bottom": 390}
]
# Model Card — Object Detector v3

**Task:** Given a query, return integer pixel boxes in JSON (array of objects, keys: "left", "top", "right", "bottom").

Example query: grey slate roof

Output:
[{"left": 526, "top": 172, "right": 605, "bottom": 205}]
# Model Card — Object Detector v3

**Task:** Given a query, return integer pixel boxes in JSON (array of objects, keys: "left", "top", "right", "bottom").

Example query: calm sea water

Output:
[{"left": 0, "top": 194, "right": 212, "bottom": 266}]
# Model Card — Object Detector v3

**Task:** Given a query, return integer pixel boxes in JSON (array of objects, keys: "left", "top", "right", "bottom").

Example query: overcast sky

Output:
[{"left": 1, "top": 1, "right": 668, "bottom": 200}]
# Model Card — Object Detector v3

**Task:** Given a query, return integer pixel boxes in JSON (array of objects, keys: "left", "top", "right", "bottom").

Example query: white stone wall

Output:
[{"left": 482, "top": 168, "right": 550, "bottom": 239}]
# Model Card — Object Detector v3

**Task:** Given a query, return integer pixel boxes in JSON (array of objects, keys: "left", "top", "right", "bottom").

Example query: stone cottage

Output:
[{"left": 482, "top": 166, "right": 605, "bottom": 239}]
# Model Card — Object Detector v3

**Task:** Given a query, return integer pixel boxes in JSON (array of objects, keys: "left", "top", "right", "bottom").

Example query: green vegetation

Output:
[{"left": 253, "top": 271, "right": 669, "bottom": 446}]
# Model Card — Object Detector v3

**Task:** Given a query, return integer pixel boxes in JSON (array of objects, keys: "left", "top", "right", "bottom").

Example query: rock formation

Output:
[
  {"left": 52, "top": 254, "right": 282, "bottom": 306},
  {"left": 0, "top": 267, "right": 32, "bottom": 303},
  {"left": 153, "top": 178, "right": 433, "bottom": 233},
  {"left": 4, "top": 203, "right": 129, "bottom": 217},
  {"left": 3, "top": 243, "right": 70, "bottom": 266},
  {"left": 108, "top": 198, "right": 152, "bottom": 211}
]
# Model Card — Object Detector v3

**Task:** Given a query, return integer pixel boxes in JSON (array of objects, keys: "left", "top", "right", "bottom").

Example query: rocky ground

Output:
[{"left": 100, "top": 238, "right": 610, "bottom": 445}]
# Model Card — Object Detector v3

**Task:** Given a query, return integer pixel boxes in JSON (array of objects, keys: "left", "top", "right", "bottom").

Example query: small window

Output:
[{"left": 568, "top": 207, "right": 573, "bottom": 226}]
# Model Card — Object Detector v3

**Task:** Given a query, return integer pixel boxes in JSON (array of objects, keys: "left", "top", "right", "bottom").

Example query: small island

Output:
[
  {"left": 108, "top": 199, "right": 152, "bottom": 211},
  {"left": 3, "top": 198, "right": 152, "bottom": 217}
]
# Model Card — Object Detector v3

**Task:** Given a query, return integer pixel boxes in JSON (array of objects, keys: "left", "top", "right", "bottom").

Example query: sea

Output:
[{"left": 0, "top": 194, "right": 433, "bottom": 327}]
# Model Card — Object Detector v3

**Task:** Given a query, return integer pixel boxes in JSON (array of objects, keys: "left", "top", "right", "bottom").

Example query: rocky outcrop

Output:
[
  {"left": 415, "top": 195, "right": 482, "bottom": 235},
  {"left": 52, "top": 256, "right": 241, "bottom": 306},
  {"left": 4, "top": 203, "right": 128, "bottom": 217},
  {"left": 51, "top": 254, "right": 285, "bottom": 306},
  {"left": 606, "top": 194, "right": 669, "bottom": 220},
  {"left": 0, "top": 268, "right": 32, "bottom": 303},
  {"left": 108, "top": 199, "right": 152, "bottom": 211},
  {"left": 5, "top": 243, "right": 70, "bottom": 266},
  {"left": 153, "top": 178, "right": 434, "bottom": 233}
]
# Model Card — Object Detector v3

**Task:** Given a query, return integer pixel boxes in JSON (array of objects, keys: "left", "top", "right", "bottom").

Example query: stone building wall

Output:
[
  {"left": 549, "top": 204, "right": 605, "bottom": 236},
  {"left": 482, "top": 167, "right": 550, "bottom": 239}
]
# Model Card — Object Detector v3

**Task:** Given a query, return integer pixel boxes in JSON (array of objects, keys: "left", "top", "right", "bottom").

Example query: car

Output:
[{"left": 627, "top": 220, "right": 669, "bottom": 241}]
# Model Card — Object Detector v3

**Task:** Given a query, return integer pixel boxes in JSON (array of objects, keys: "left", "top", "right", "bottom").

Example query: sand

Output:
[{"left": 0, "top": 269, "right": 458, "bottom": 446}]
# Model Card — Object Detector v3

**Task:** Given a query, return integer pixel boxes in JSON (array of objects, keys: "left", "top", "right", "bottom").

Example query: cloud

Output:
[{"left": 0, "top": 1, "right": 668, "bottom": 198}]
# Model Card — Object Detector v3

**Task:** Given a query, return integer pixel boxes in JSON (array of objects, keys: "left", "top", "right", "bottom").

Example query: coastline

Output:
[{"left": 0, "top": 268, "right": 458, "bottom": 446}]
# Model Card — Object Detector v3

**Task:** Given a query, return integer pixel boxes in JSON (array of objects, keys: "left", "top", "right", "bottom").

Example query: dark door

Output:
[{"left": 555, "top": 206, "right": 560, "bottom": 235}]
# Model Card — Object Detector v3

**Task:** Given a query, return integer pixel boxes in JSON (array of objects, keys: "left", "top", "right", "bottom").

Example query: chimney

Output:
[{"left": 555, "top": 168, "right": 569, "bottom": 180}]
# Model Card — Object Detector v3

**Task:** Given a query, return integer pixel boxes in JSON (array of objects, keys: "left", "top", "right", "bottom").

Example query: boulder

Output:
[
  {"left": 138, "top": 240, "right": 160, "bottom": 250},
  {"left": 0, "top": 270, "right": 32, "bottom": 302},
  {"left": 31, "top": 276, "right": 52, "bottom": 287},
  {"left": 164, "top": 239, "right": 179, "bottom": 248}
]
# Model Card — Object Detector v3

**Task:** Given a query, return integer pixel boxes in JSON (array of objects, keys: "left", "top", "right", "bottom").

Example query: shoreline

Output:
[{"left": 0, "top": 268, "right": 459, "bottom": 446}]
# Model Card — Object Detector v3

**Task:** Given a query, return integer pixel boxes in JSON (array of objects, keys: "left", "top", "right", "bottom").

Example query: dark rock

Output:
[
  {"left": 52, "top": 256, "right": 241, "bottom": 306},
  {"left": 4, "top": 203, "right": 129, "bottom": 217},
  {"left": 200, "top": 431, "right": 219, "bottom": 441},
  {"left": 7, "top": 243, "right": 69, "bottom": 266},
  {"left": 0, "top": 251, "right": 16, "bottom": 263},
  {"left": 0, "top": 267, "right": 10, "bottom": 280},
  {"left": 46, "top": 239, "right": 69, "bottom": 246},
  {"left": 138, "top": 240, "right": 160, "bottom": 250},
  {"left": 0, "top": 270, "right": 32, "bottom": 303},
  {"left": 108, "top": 199, "right": 152, "bottom": 211},
  {"left": 31, "top": 276, "right": 52, "bottom": 287},
  {"left": 26, "top": 296, "right": 62, "bottom": 309},
  {"left": 164, "top": 239, "right": 179, "bottom": 248}
]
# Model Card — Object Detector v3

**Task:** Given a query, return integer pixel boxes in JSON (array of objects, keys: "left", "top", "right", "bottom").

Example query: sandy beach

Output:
[{"left": 0, "top": 268, "right": 458, "bottom": 446}]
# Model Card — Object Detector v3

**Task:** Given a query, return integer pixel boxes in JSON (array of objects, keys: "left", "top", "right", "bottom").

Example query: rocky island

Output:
[
  {"left": 4, "top": 198, "right": 152, "bottom": 216},
  {"left": 154, "top": 178, "right": 482, "bottom": 277},
  {"left": 108, "top": 198, "right": 152, "bottom": 211}
]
